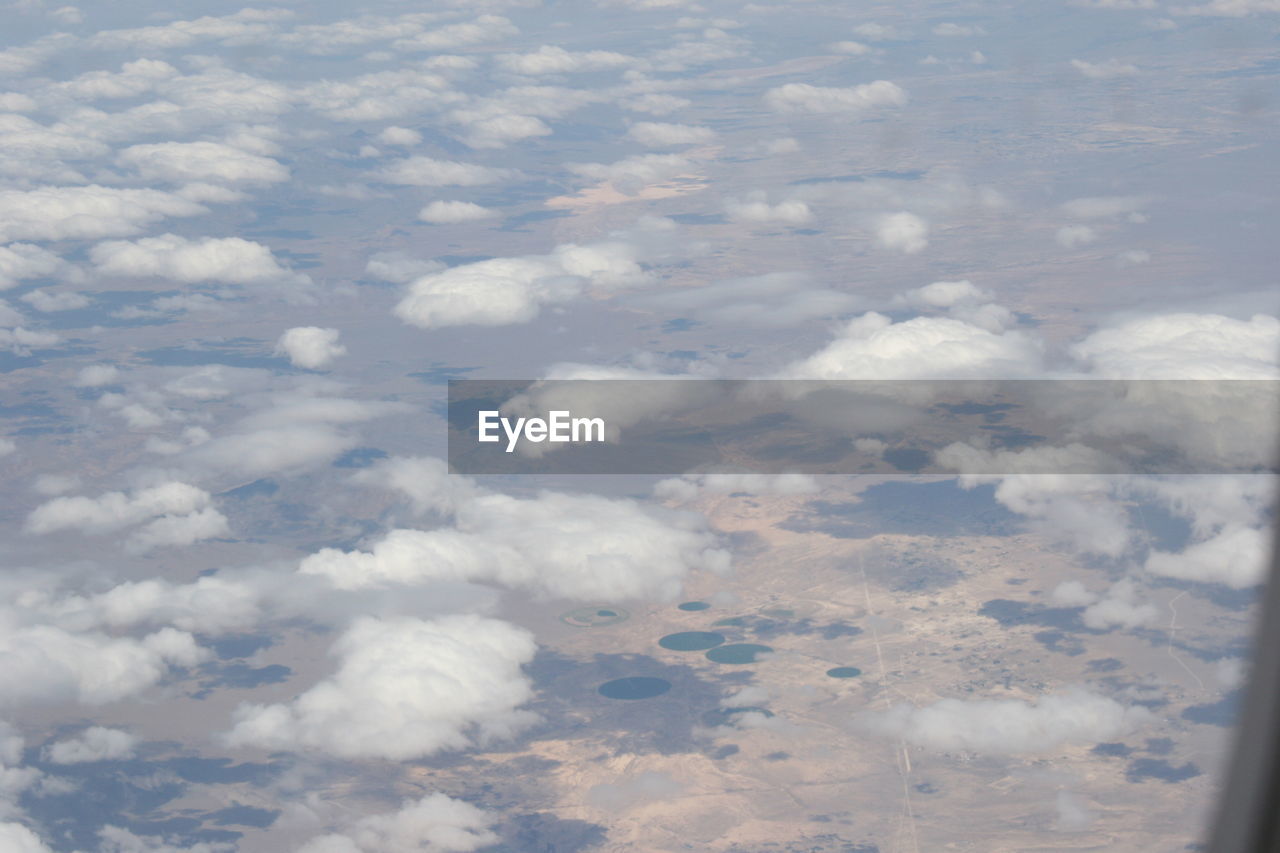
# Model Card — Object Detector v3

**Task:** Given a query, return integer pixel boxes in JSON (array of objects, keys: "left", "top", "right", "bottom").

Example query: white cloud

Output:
[
  {"left": 54, "top": 59, "right": 179, "bottom": 100},
  {"left": 620, "top": 93, "right": 691, "bottom": 115},
  {"left": 0, "top": 186, "right": 205, "bottom": 243},
  {"left": 1070, "top": 58, "right": 1139, "bottom": 78},
  {"left": 778, "top": 311, "right": 1043, "bottom": 379},
  {"left": 933, "top": 22, "right": 985, "bottom": 36},
  {"left": 724, "top": 192, "right": 812, "bottom": 224},
  {"left": 365, "top": 253, "right": 445, "bottom": 284},
  {"left": 1147, "top": 525, "right": 1269, "bottom": 588},
  {"left": 0, "top": 244, "right": 68, "bottom": 291},
  {"left": 377, "top": 126, "right": 423, "bottom": 146},
  {"left": 830, "top": 41, "right": 873, "bottom": 55},
  {"left": 298, "top": 794, "right": 498, "bottom": 853},
  {"left": 117, "top": 141, "right": 289, "bottom": 185},
  {"left": 418, "top": 200, "right": 496, "bottom": 224},
  {"left": 764, "top": 81, "right": 907, "bottom": 114},
  {"left": 90, "top": 234, "right": 309, "bottom": 287},
  {"left": 392, "top": 15, "right": 518, "bottom": 52},
  {"left": 26, "top": 481, "right": 228, "bottom": 553},
  {"left": 1071, "top": 313, "right": 1280, "bottom": 378},
  {"left": 1056, "top": 225, "right": 1097, "bottom": 248},
  {"left": 851, "top": 22, "right": 902, "bottom": 40},
  {"left": 1050, "top": 580, "right": 1098, "bottom": 607},
  {"left": 75, "top": 365, "right": 120, "bottom": 387},
  {"left": 87, "top": 9, "right": 292, "bottom": 51},
  {"left": 395, "top": 221, "right": 675, "bottom": 328},
  {"left": 1176, "top": 0, "right": 1280, "bottom": 15},
  {"left": 44, "top": 727, "right": 138, "bottom": 764},
  {"left": 376, "top": 156, "right": 516, "bottom": 187},
  {"left": 299, "top": 488, "right": 729, "bottom": 601},
  {"left": 496, "top": 45, "right": 633, "bottom": 75},
  {"left": 275, "top": 327, "right": 347, "bottom": 369},
  {"left": 642, "top": 271, "right": 857, "bottom": 328},
  {"left": 859, "top": 688, "right": 1152, "bottom": 753},
  {"left": 226, "top": 615, "right": 538, "bottom": 760},
  {"left": 20, "top": 290, "right": 89, "bottom": 312},
  {"left": 0, "top": 625, "right": 207, "bottom": 707},
  {"left": 0, "top": 327, "right": 59, "bottom": 355},
  {"left": 0, "top": 823, "right": 54, "bottom": 853},
  {"left": 626, "top": 121, "right": 714, "bottom": 146},
  {"left": 875, "top": 211, "right": 929, "bottom": 253},
  {"left": 567, "top": 153, "right": 694, "bottom": 195},
  {"left": 654, "top": 473, "right": 818, "bottom": 502},
  {"left": 1081, "top": 579, "right": 1158, "bottom": 629}
]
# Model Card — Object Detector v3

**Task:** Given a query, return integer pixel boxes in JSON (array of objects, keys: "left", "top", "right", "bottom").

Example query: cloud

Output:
[
  {"left": 0, "top": 625, "right": 207, "bottom": 707},
  {"left": 0, "top": 327, "right": 59, "bottom": 355},
  {"left": 365, "top": 253, "right": 445, "bottom": 284},
  {"left": 0, "top": 186, "right": 205, "bottom": 242},
  {"left": 875, "top": 211, "right": 929, "bottom": 253},
  {"left": 933, "top": 22, "right": 985, "bottom": 36},
  {"left": 391, "top": 15, "right": 517, "bottom": 52},
  {"left": 621, "top": 93, "right": 691, "bottom": 115},
  {"left": 377, "top": 126, "right": 423, "bottom": 146},
  {"left": 116, "top": 141, "right": 289, "bottom": 185},
  {"left": 298, "top": 794, "right": 498, "bottom": 853},
  {"left": 0, "top": 244, "right": 70, "bottom": 291},
  {"left": 724, "top": 192, "right": 812, "bottom": 224},
  {"left": 376, "top": 156, "right": 517, "bottom": 186},
  {"left": 1081, "top": 579, "right": 1158, "bottom": 629},
  {"left": 764, "top": 81, "right": 907, "bottom": 113},
  {"left": 1071, "top": 58, "right": 1139, "bottom": 78},
  {"left": 74, "top": 365, "right": 120, "bottom": 387},
  {"left": 626, "top": 121, "right": 715, "bottom": 146},
  {"left": 87, "top": 9, "right": 292, "bottom": 51},
  {"left": 1071, "top": 312, "right": 1280, "bottom": 378},
  {"left": 654, "top": 473, "right": 818, "bottom": 502},
  {"left": 20, "top": 290, "right": 89, "bottom": 312},
  {"left": 90, "top": 234, "right": 309, "bottom": 287},
  {"left": 43, "top": 727, "right": 138, "bottom": 764},
  {"left": 0, "top": 823, "right": 53, "bottom": 853},
  {"left": 859, "top": 688, "right": 1152, "bottom": 754},
  {"left": 1056, "top": 225, "right": 1097, "bottom": 248},
  {"left": 1054, "top": 791, "right": 1096, "bottom": 832},
  {"left": 567, "top": 153, "right": 694, "bottom": 195},
  {"left": 26, "top": 481, "right": 229, "bottom": 553},
  {"left": 1146, "top": 525, "right": 1269, "bottom": 588},
  {"left": 418, "top": 200, "right": 496, "bottom": 224},
  {"left": 351, "top": 456, "right": 482, "bottom": 516},
  {"left": 52, "top": 58, "right": 178, "bottom": 100},
  {"left": 496, "top": 45, "right": 633, "bottom": 75},
  {"left": 226, "top": 615, "right": 538, "bottom": 760},
  {"left": 641, "top": 271, "right": 858, "bottom": 327},
  {"left": 778, "top": 311, "right": 1043, "bottom": 379},
  {"left": 299, "top": 488, "right": 729, "bottom": 601},
  {"left": 394, "top": 222, "right": 671, "bottom": 328},
  {"left": 1176, "top": 0, "right": 1280, "bottom": 15},
  {"left": 275, "top": 327, "right": 347, "bottom": 369}
]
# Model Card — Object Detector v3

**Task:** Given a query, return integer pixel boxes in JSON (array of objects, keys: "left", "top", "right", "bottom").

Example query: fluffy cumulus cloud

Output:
[
  {"left": 0, "top": 187, "right": 205, "bottom": 243},
  {"left": 0, "top": 244, "right": 72, "bottom": 290},
  {"left": 298, "top": 794, "right": 497, "bottom": 853},
  {"left": 567, "top": 153, "right": 694, "bottom": 195},
  {"left": 724, "top": 192, "right": 812, "bottom": 224},
  {"left": 43, "top": 727, "right": 139, "bottom": 764},
  {"left": 25, "top": 481, "right": 228, "bottom": 553},
  {"left": 860, "top": 688, "right": 1152, "bottom": 754},
  {"left": 778, "top": 311, "right": 1043, "bottom": 379},
  {"left": 275, "top": 327, "right": 347, "bottom": 369},
  {"left": 418, "top": 200, "right": 496, "bottom": 224},
  {"left": 875, "top": 211, "right": 929, "bottom": 253},
  {"left": 299, "top": 486, "right": 729, "bottom": 601},
  {"left": 626, "top": 121, "right": 715, "bottom": 146},
  {"left": 0, "top": 625, "right": 207, "bottom": 707},
  {"left": 116, "top": 141, "right": 289, "bottom": 185},
  {"left": 226, "top": 615, "right": 538, "bottom": 760},
  {"left": 394, "top": 220, "right": 679, "bottom": 328},
  {"left": 1071, "top": 313, "right": 1280, "bottom": 378},
  {"left": 496, "top": 45, "right": 633, "bottom": 75},
  {"left": 764, "top": 81, "right": 907, "bottom": 113},
  {"left": 90, "top": 234, "right": 309, "bottom": 288},
  {"left": 0, "top": 823, "right": 54, "bottom": 853}
]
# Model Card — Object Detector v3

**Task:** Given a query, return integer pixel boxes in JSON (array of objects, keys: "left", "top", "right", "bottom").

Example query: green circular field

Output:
[{"left": 658, "top": 631, "right": 726, "bottom": 651}]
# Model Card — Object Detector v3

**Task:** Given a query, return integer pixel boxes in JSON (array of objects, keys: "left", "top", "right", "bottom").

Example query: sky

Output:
[{"left": 0, "top": 0, "right": 1277, "bottom": 850}]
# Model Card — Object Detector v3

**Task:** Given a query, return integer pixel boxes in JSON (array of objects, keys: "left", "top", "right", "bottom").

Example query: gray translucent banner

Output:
[{"left": 446, "top": 380, "right": 1279, "bottom": 476}]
